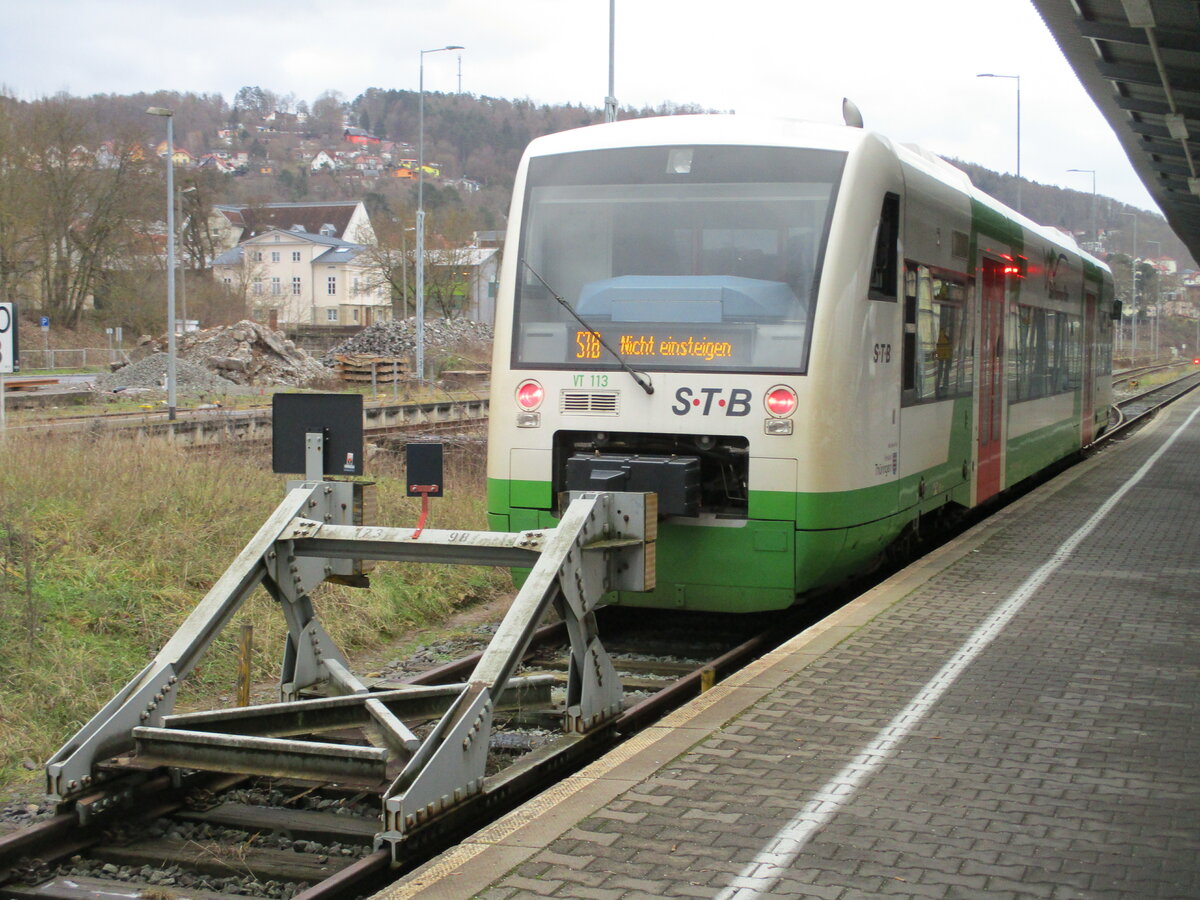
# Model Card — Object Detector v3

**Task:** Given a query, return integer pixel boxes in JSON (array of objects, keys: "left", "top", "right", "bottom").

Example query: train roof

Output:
[
  {"left": 523, "top": 114, "right": 865, "bottom": 157},
  {"left": 523, "top": 114, "right": 1108, "bottom": 274}
]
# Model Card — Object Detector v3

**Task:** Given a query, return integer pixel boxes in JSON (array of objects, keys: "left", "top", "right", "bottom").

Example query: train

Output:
[{"left": 485, "top": 113, "right": 1115, "bottom": 613}]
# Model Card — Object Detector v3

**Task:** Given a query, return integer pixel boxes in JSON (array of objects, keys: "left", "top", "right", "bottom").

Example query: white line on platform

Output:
[{"left": 715, "top": 405, "right": 1200, "bottom": 900}]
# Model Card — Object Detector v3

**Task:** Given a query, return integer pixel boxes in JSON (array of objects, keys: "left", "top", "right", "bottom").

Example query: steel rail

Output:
[{"left": 1092, "top": 370, "right": 1200, "bottom": 447}]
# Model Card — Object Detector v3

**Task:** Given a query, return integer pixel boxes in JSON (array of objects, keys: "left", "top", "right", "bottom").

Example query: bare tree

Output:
[
  {"left": 178, "top": 170, "right": 221, "bottom": 271},
  {"left": 353, "top": 210, "right": 415, "bottom": 318},
  {"left": 311, "top": 91, "right": 346, "bottom": 141},
  {"left": 19, "top": 100, "right": 154, "bottom": 325},
  {"left": 0, "top": 95, "right": 36, "bottom": 305}
]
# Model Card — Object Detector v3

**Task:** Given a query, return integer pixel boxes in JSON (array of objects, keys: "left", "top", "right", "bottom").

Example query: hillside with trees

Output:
[{"left": 0, "top": 85, "right": 1193, "bottom": 337}]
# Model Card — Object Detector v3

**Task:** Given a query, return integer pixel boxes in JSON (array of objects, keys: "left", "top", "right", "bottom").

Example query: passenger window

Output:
[
  {"left": 1010, "top": 306, "right": 1082, "bottom": 400},
  {"left": 868, "top": 193, "right": 900, "bottom": 300},
  {"left": 902, "top": 263, "right": 972, "bottom": 405}
]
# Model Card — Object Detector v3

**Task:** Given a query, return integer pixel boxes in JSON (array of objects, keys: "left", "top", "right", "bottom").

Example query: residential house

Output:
[
  {"left": 344, "top": 127, "right": 380, "bottom": 146},
  {"left": 197, "top": 154, "right": 237, "bottom": 174},
  {"left": 443, "top": 177, "right": 481, "bottom": 193},
  {"left": 212, "top": 228, "right": 392, "bottom": 327},
  {"left": 209, "top": 200, "right": 376, "bottom": 255},
  {"left": 310, "top": 150, "right": 337, "bottom": 173},
  {"left": 154, "top": 142, "right": 195, "bottom": 166},
  {"left": 425, "top": 245, "right": 500, "bottom": 324}
]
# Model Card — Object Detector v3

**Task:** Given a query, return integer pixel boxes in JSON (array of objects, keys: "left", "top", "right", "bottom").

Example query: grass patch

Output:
[{"left": 0, "top": 431, "right": 508, "bottom": 788}]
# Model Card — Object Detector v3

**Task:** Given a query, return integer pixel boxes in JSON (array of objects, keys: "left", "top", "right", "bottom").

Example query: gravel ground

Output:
[
  {"left": 323, "top": 317, "right": 493, "bottom": 365},
  {"left": 96, "top": 353, "right": 255, "bottom": 396}
]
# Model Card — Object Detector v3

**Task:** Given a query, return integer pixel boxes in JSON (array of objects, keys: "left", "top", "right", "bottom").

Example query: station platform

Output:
[{"left": 379, "top": 393, "right": 1200, "bottom": 899}]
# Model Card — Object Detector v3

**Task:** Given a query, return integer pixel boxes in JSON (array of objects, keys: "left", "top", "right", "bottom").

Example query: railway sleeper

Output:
[{"left": 40, "top": 476, "right": 656, "bottom": 865}]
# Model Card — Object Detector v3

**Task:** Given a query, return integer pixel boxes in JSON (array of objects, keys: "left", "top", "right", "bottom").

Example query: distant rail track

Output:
[
  {"left": 4, "top": 395, "right": 490, "bottom": 447},
  {"left": 1101, "top": 366, "right": 1200, "bottom": 441}
]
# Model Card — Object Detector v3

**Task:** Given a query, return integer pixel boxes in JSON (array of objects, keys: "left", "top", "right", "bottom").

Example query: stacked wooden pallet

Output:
[{"left": 333, "top": 354, "right": 409, "bottom": 383}]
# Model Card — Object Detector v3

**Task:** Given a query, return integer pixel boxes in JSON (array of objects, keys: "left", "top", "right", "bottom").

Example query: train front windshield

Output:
[{"left": 514, "top": 145, "right": 845, "bottom": 374}]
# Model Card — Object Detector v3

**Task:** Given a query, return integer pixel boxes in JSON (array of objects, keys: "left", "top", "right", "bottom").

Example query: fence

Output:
[{"left": 17, "top": 348, "right": 133, "bottom": 371}]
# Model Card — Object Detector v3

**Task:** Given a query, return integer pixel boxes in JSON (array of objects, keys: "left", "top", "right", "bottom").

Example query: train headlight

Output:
[
  {"left": 764, "top": 386, "right": 798, "bottom": 418},
  {"left": 516, "top": 379, "right": 544, "bottom": 411}
]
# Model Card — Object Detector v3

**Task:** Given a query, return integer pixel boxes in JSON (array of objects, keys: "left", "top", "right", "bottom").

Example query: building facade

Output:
[{"left": 212, "top": 228, "right": 392, "bottom": 327}]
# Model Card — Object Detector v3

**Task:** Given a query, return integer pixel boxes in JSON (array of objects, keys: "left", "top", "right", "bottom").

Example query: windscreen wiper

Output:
[{"left": 521, "top": 260, "right": 654, "bottom": 395}]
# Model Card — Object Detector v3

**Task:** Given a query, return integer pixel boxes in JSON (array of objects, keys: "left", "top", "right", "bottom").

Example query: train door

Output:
[
  {"left": 976, "top": 258, "right": 1006, "bottom": 502},
  {"left": 1081, "top": 291, "right": 1097, "bottom": 445}
]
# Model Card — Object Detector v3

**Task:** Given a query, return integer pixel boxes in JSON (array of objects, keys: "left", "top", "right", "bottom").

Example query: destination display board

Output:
[{"left": 573, "top": 328, "right": 745, "bottom": 365}]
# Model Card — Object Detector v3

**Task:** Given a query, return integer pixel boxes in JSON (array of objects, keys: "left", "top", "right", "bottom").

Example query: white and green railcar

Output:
[{"left": 486, "top": 115, "right": 1114, "bottom": 613}]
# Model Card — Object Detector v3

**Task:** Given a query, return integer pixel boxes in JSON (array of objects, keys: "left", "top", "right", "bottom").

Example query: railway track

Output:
[
  {"left": 0, "top": 609, "right": 799, "bottom": 900},
  {"left": 3, "top": 396, "right": 489, "bottom": 448},
  {"left": 1099, "top": 367, "right": 1200, "bottom": 443}
]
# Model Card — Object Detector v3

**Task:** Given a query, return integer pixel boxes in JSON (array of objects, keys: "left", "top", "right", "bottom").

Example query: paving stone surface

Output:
[{"left": 453, "top": 398, "right": 1200, "bottom": 898}]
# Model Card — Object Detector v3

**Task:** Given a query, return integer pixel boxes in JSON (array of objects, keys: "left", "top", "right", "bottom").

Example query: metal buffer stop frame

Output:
[{"left": 44, "top": 393, "right": 656, "bottom": 859}]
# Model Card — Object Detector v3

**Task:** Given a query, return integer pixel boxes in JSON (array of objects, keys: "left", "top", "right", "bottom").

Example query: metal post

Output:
[
  {"left": 416, "top": 57, "right": 425, "bottom": 384},
  {"left": 177, "top": 185, "right": 185, "bottom": 334},
  {"left": 166, "top": 116, "right": 177, "bottom": 418},
  {"left": 977, "top": 74, "right": 1021, "bottom": 214},
  {"left": 401, "top": 228, "right": 408, "bottom": 322},
  {"left": 1146, "top": 240, "right": 1161, "bottom": 360},
  {"left": 416, "top": 45, "right": 463, "bottom": 384},
  {"left": 1067, "top": 168, "right": 1096, "bottom": 246},
  {"left": 605, "top": 0, "right": 618, "bottom": 123},
  {"left": 1015, "top": 76, "right": 1021, "bottom": 215},
  {"left": 148, "top": 107, "right": 177, "bottom": 421}
]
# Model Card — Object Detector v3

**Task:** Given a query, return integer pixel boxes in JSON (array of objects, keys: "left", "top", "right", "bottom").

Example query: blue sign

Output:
[{"left": 40, "top": 316, "right": 49, "bottom": 329}]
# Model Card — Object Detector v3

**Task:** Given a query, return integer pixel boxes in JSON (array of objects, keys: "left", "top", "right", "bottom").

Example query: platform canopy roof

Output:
[{"left": 1032, "top": 0, "right": 1200, "bottom": 262}]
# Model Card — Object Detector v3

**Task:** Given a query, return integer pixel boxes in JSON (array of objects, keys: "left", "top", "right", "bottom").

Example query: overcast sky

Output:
[{"left": 1, "top": 0, "right": 1159, "bottom": 214}]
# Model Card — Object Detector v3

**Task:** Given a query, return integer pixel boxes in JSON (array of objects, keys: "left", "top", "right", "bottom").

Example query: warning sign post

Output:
[{"left": 0, "top": 302, "right": 18, "bottom": 432}]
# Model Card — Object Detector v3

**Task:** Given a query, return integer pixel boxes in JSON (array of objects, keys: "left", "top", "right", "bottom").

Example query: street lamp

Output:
[
  {"left": 977, "top": 73, "right": 1021, "bottom": 214},
  {"left": 146, "top": 106, "right": 177, "bottom": 420},
  {"left": 416, "top": 44, "right": 464, "bottom": 383},
  {"left": 1066, "top": 168, "right": 1096, "bottom": 248}
]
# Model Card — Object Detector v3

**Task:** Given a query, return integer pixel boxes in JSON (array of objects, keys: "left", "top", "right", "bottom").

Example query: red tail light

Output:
[
  {"left": 765, "top": 385, "right": 798, "bottom": 418},
  {"left": 516, "top": 379, "right": 544, "bottom": 410}
]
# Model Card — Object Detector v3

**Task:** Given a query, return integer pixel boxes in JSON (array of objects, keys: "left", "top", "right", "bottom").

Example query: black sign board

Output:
[
  {"left": 406, "top": 442, "right": 444, "bottom": 497},
  {"left": 272, "top": 393, "right": 363, "bottom": 476}
]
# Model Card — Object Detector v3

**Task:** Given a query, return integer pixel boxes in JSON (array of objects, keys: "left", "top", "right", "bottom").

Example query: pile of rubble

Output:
[
  {"left": 97, "top": 354, "right": 251, "bottom": 396},
  {"left": 177, "top": 321, "right": 330, "bottom": 386},
  {"left": 323, "top": 317, "right": 493, "bottom": 366}
]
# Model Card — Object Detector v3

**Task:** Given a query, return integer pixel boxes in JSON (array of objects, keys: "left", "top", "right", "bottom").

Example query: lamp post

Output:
[
  {"left": 1066, "top": 168, "right": 1096, "bottom": 248},
  {"left": 146, "top": 106, "right": 177, "bottom": 420},
  {"left": 977, "top": 73, "right": 1021, "bottom": 214},
  {"left": 416, "top": 44, "right": 463, "bottom": 383}
]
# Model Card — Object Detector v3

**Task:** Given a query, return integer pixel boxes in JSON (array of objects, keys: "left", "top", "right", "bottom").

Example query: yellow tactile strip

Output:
[{"left": 373, "top": 431, "right": 1140, "bottom": 900}]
